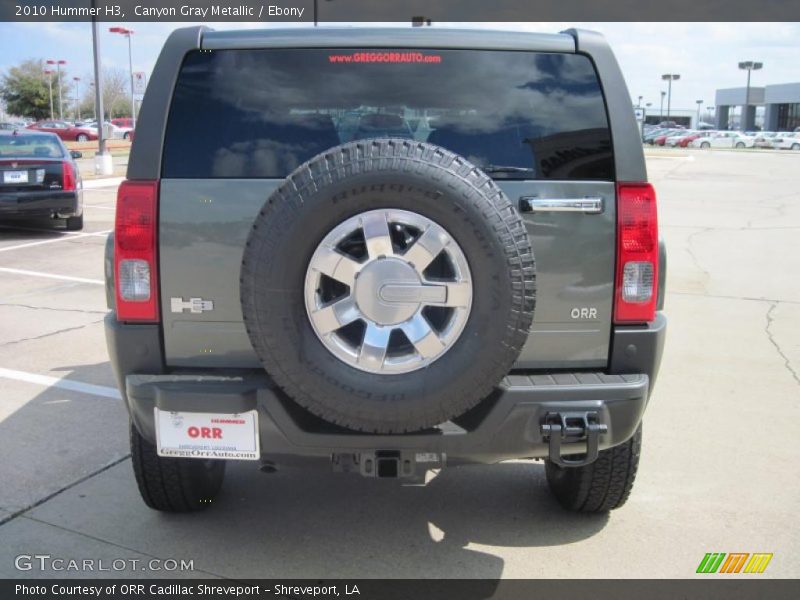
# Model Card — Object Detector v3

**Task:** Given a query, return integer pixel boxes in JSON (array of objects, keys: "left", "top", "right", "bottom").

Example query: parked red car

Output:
[
  {"left": 653, "top": 133, "right": 670, "bottom": 146},
  {"left": 27, "top": 120, "right": 97, "bottom": 142},
  {"left": 676, "top": 132, "right": 714, "bottom": 148}
]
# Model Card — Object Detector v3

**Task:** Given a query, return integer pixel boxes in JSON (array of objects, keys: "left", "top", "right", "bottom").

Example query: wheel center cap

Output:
[{"left": 355, "top": 258, "right": 424, "bottom": 325}]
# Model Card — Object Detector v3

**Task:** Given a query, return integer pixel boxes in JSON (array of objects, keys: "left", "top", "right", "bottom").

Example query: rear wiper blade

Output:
[{"left": 480, "top": 165, "right": 535, "bottom": 174}]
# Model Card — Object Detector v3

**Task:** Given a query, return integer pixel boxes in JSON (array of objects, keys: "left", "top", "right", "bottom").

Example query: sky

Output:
[{"left": 0, "top": 21, "right": 798, "bottom": 117}]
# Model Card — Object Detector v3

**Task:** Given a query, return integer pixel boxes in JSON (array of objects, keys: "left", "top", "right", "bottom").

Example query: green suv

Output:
[{"left": 105, "top": 26, "right": 666, "bottom": 513}]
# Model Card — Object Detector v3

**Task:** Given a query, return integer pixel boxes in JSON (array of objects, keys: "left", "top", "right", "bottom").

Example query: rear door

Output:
[
  {"left": 47, "top": 122, "right": 68, "bottom": 140},
  {"left": 158, "top": 46, "right": 617, "bottom": 370},
  {"left": 717, "top": 133, "right": 729, "bottom": 147}
]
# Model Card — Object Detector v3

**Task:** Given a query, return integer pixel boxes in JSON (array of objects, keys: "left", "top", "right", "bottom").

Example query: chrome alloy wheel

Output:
[{"left": 304, "top": 209, "right": 473, "bottom": 374}]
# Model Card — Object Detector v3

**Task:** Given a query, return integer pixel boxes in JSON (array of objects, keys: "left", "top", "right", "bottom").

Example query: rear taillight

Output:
[
  {"left": 614, "top": 182, "right": 658, "bottom": 324},
  {"left": 115, "top": 180, "right": 159, "bottom": 322},
  {"left": 61, "top": 161, "right": 76, "bottom": 191}
]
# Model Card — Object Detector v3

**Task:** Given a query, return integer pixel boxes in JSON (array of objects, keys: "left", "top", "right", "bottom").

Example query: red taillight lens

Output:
[
  {"left": 115, "top": 180, "right": 159, "bottom": 322},
  {"left": 61, "top": 161, "right": 76, "bottom": 191},
  {"left": 614, "top": 182, "right": 658, "bottom": 324}
]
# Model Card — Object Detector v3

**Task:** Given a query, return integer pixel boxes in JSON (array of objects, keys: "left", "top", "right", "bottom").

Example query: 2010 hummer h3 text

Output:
[{"left": 105, "top": 26, "right": 666, "bottom": 513}]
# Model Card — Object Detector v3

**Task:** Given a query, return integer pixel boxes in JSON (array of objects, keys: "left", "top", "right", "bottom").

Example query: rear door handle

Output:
[{"left": 519, "top": 197, "right": 604, "bottom": 214}]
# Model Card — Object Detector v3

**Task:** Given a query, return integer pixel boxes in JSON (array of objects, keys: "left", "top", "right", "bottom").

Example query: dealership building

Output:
[{"left": 715, "top": 82, "right": 800, "bottom": 131}]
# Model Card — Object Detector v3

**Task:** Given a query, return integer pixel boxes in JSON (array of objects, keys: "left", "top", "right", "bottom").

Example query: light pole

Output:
[
  {"left": 92, "top": 4, "right": 111, "bottom": 174},
  {"left": 88, "top": 81, "right": 96, "bottom": 120},
  {"left": 47, "top": 59, "right": 67, "bottom": 120},
  {"left": 660, "top": 91, "right": 666, "bottom": 119},
  {"left": 110, "top": 27, "right": 136, "bottom": 127},
  {"left": 738, "top": 60, "right": 763, "bottom": 131},
  {"left": 43, "top": 68, "right": 54, "bottom": 120},
  {"left": 696, "top": 100, "right": 703, "bottom": 127},
  {"left": 637, "top": 95, "right": 643, "bottom": 108},
  {"left": 73, "top": 77, "right": 81, "bottom": 121},
  {"left": 661, "top": 74, "right": 680, "bottom": 120}
]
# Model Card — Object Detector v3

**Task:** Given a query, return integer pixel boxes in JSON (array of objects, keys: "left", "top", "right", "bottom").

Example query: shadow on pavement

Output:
[
  {"left": 0, "top": 217, "right": 75, "bottom": 238},
  {"left": 0, "top": 361, "right": 127, "bottom": 523}
]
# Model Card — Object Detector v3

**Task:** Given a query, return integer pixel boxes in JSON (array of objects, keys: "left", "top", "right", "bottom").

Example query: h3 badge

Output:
[{"left": 170, "top": 297, "right": 214, "bottom": 314}]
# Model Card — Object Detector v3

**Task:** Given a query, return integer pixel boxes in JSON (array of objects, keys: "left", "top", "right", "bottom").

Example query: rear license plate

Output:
[
  {"left": 3, "top": 170, "right": 28, "bottom": 184},
  {"left": 154, "top": 408, "right": 259, "bottom": 460}
]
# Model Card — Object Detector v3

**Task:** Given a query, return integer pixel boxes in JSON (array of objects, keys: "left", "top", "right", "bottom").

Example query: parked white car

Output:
[
  {"left": 690, "top": 131, "right": 755, "bottom": 149},
  {"left": 772, "top": 132, "right": 800, "bottom": 150},
  {"left": 110, "top": 123, "right": 134, "bottom": 140},
  {"left": 82, "top": 120, "right": 133, "bottom": 140},
  {"left": 752, "top": 132, "right": 781, "bottom": 149}
]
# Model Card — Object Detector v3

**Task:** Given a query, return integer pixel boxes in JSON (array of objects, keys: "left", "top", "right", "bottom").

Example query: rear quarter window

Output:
[{"left": 162, "top": 48, "right": 613, "bottom": 181}]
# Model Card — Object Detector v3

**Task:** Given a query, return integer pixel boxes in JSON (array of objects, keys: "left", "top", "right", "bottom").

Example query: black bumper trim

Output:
[
  {"left": 609, "top": 312, "right": 667, "bottom": 390},
  {"left": 0, "top": 190, "right": 78, "bottom": 216},
  {"left": 104, "top": 313, "right": 165, "bottom": 396},
  {"left": 125, "top": 371, "right": 649, "bottom": 465}
]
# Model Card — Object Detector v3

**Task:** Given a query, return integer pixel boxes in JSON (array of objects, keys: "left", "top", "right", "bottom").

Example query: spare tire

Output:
[{"left": 241, "top": 139, "right": 535, "bottom": 433}]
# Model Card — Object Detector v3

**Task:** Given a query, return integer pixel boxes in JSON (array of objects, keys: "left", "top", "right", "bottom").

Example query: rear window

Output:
[
  {"left": 0, "top": 135, "right": 64, "bottom": 158},
  {"left": 163, "top": 48, "right": 613, "bottom": 181}
]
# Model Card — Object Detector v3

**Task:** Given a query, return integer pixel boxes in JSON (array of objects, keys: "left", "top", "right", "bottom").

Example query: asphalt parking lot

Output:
[{"left": 0, "top": 149, "right": 798, "bottom": 579}]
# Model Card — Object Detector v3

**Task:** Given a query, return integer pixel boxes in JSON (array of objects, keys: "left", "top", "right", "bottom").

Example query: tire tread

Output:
[
  {"left": 129, "top": 423, "right": 224, "bottom": 512},
  {"left": 545, "top": 426, "right": 642, "bottom": 513}
]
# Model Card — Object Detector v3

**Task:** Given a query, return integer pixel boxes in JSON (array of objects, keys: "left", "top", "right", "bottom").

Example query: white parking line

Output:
[
  {"left": 82, "top": 177, "right": 124, "bottom": 190},
  {"left": 0, "top": 230, "right": 110, "bottom": 253},
  {"left": 0, "top": 225, "right": 86, "bottom": 236},
  {"left": 644, "top": 155, "right": 696, "bottom": 161},
  {"left": 0, "top": 267, "right": 104, "bottom": 285},
  {"left": 0, "top": 367, "right": 121, "bottom": 400}
]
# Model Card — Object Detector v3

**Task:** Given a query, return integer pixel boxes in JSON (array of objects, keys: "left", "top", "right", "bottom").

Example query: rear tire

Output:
[
  {"left": 735, "top": 142, "right": 745, "bottom": 149},
  {"left": 792, "top": 143, "right": 800, "bottom": 151},
  {"left": 130, "top": 422, "right": 226, "bottom": 512},
  {"left": 545, "top": 426, "right": 642, "bottom": 513},
  {"left": 700, "top": 142, "right": 710, "bottom": 149},
  {"left": 76, "top": 134, "right": 88, "bottom": 142},
  {"left": 64, "top": 214, "right": 83, "bottom": 231}
]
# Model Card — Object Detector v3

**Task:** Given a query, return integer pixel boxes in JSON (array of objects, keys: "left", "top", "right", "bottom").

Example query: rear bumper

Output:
[
  {"left": 105, "top": 312, "right": 666, "bottom": 466},
  {"left": 0, "top": 190, "right": 79, "bottom": 217},
  {"left": 125, "top": 371, "right": 649, "bottom": 466}
]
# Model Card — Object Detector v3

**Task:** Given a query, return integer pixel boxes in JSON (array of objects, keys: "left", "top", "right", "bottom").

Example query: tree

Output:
[
  {"left": 78, "top": 92, "right": 96, "bottom": 121},
  {"left": 74, "top": 67, "right": 133, "bottom": 122},
  {"left": 0, "top": 59, "right": 68, "bottom": 120},
  {"left": 100, "top": 67, "right": 131, "bottom": 120}
]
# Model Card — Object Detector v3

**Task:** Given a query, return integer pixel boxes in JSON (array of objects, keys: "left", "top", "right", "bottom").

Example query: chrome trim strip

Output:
[{"left": 520, "top": 197, "right": 604, "bottom": 214}]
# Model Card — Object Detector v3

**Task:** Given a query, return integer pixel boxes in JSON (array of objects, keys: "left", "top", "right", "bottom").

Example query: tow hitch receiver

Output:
[
  {"left": 332, "top": 450, "right": 444, "bottom": 479},
  {"left": 540, "top": 412, "right": 608, "bottom": 468}
]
